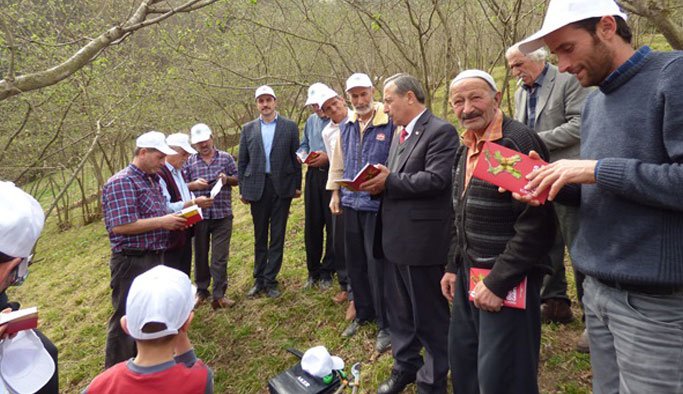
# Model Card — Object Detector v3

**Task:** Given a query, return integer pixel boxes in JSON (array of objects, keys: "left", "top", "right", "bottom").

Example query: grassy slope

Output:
[{"left": 11, "top": 177, "right": 590, "bottom": 393}]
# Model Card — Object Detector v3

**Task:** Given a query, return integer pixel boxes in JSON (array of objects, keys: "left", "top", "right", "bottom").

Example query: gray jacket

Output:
[{"left": 513, "top": 63, "right": 591, "bottom": 161}]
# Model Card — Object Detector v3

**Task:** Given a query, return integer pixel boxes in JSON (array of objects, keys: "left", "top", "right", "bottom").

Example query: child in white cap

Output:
[{"left": 83, "top": 265, "right": 213, "bottom": 393}]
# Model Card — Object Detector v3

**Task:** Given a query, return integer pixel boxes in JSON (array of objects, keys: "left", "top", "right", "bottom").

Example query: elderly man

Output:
[
  {"left": 361, "top": 73, "right": 458, "bottom": 394},
  {"left": 440, "top": 70, "right": 554, "bottom": 394},
  {"left": 158, "top": 133, "right": 214, "bottom": 277},
  {"left": 102, "top": 131, "right": 187, "bottom": 368},
  {"left": 183, "top": 123, "right": 238, "bottom": 310},
  {"left": 298, "top": 83, "right": 335, "bottom": 291},
  {"left": 327, "top": 74, "right": 393, "bottom": 351},
  {"left": 239, "top": 85, "right": 301, "bottom": 299},
  {"left": 517, "top": 0, "right": 683, "bottom": 392},
  {"left": 506, "top": 44, "right": 592, "bottom": 346}
]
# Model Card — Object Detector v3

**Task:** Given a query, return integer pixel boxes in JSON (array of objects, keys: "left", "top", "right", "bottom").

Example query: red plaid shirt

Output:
[
  {"left": 102, "top": 164, "right": 169, "bottom": 253},
  {"left": 183, "top": 149, "right": 238, "bottom": 219}
]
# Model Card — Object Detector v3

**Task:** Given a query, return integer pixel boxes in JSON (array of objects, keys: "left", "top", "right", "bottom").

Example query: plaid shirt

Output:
[
  {"left": 102, "top": 164, "right": 169, "bottom": 253},
  {"left": 183, "top": 149, "right": 238, "bottom": 219}
]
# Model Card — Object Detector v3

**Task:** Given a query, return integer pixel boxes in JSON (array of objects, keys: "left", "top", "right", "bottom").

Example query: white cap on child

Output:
[{"left": 126, "top": 265, "right": 196, "bottom": 340}]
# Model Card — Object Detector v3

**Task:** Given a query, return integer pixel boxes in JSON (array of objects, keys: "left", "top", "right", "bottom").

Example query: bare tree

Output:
[{"left": 617, "top": 0, "right": 682, "bottom": 49}]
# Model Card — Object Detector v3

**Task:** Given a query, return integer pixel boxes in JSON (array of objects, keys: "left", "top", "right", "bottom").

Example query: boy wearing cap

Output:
[
  {"left": 298, "top": 83, "right": 335, "bottom": 292},
  {"left": 516, "top": 0, "right": 683, "bottom": 392},
  {"left": 183, "top": 123, "right": 239, "bottom": 310},
  {"left": 239, "top": 85, "right": 301, "bottom": 299},
  {"left": 83, "top": 265, "right": 213, "bottom": 394},
  {"left": 159, "top": 133, "right": 215, "bottom": 277},
  {"left": 102, "top": 131, "right": 188, "bottom": 368},
  {"left": 0, "top": 181, "right": 59, "bottom": 393}
]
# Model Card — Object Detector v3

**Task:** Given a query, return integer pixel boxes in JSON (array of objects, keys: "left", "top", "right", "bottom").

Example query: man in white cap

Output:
[
  {"left": 183, "top": 123, "right": 238, "bottom": 310},
  {"left": 326, "top": 74, "right": 394, "bottom": 352},
  {"left": 83, "top": 265, "right": 213, "bottom": 393},
  {"left": 297, "top": 83, "right": 335, "bottom": 292},
  {"left": 0, "top": 181, "right": 59, "bottom": 393},
  {"left": 159, "top": 133, "right": 215, "bottom": 277},
  {"left": 439, "top": 70, "right": 553, "bottom": 394},
  {"left": 516, "top": 0, "right": 683, "bottom": 392},
  {"left": 102, "top": 131, "right": 188, "bottom": 368},
  {"left": 239, "top": 85, "right": 301, "bottom": 299},
  {"left": 506, "top": 43, "right": 591, "bottom": 347}
]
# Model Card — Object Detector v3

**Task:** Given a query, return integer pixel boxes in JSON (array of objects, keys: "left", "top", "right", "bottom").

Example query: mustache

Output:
[{"left": 461, "top": 110, "right": 483, "bottom": 121}]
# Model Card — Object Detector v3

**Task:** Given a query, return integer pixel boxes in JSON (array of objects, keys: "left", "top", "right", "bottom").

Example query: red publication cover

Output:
[
  {"left": 469, "top": 268, "right": 527, "bottom": 309},
  {"left": 335, "top": 163, "right": 381, "bottom": 192},
  {"left": 472, "top": 141, "right": 549, "bottom": 203},
  {"left": 296, "top": 151, "right": 321, "bottom": 165},
  {"left": 179, "top": 205, "right": 203, "bottom": 226},
  {"left": 0, "top": 307, "right": 38, "bottom": 335}
]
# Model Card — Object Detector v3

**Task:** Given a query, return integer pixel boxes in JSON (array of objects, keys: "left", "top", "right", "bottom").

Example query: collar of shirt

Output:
[
  {"left": 522, "top": 63, "right": 549, "bottom": 93},
  {"left": 404, "top": 108, "right": 427, "bottom": 138},
  {"left": 600, "top": 45, "right": 651, "bottom": 91},
  {"left": 259, "top": 113, "right": 279, "bottom": 125},
  {"left": 461, "top": 109, "right": 504, "bottom": 193},
  {"left": 347, "top": 102, "right": 388, "bottom": 127},
  {"left": 129, "top": 163, "right": 159, "bottom": 183}
]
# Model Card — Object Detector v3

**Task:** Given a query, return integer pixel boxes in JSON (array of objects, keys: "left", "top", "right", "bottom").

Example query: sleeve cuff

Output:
[{"left": 594, "top": 157, "right": 628, "bottom": 194}]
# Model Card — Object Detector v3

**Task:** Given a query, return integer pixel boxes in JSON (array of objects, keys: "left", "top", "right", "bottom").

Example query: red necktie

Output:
[{"left": 400, "top": 128, "right": 408, "bottom": 143}]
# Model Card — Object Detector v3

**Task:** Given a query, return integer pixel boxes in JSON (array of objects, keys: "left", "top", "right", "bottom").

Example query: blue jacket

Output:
[{"left": 339, "top": 104, "right": 395, "bottom": 212}]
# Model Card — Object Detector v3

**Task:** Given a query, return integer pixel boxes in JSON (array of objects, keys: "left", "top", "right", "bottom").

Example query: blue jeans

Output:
[{"left": 583, "top": 276, "right": 683, "bottom": 394}]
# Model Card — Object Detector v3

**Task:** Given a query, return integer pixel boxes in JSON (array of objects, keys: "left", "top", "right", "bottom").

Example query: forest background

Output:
[{"left": 1, "top": 0, "right": 679, "bottom": 392}]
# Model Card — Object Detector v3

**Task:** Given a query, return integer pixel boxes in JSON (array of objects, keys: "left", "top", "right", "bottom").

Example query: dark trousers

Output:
[
  {"left": 164, "top": 230, "right": 193, "bottom": 277},
  {"left": 250, "top": 176, "right": 292, "bottom": 289},
  {"left": 344, "top": 208, "right": 387, "bottom": 328},
  {"left": 304, "top": 168, "right": 334, "bottom": 280},
  {"left": 385, "top": 262, "right": 449, "bottom": 393},
  {"left": 541, "top": 204, "right": 585, "bottom": 313},
  {"left": 194, "top": 216, "right": 233, "bottom": 300},
  {"left": 449, "top": 265, "right": 542, "bottom": 394},
  {"left": 35, "top": 329, "right": 59, "bottom": 393},
  {"left": 105, "top": 251, "right": 162, "bottom": 368},
  {"left": 332, "top": 212, "right": 350, "bottom": 295}
]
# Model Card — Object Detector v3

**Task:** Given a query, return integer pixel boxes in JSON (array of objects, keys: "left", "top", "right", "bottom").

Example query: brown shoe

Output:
[
  {"left": 541, "top": 298, "right": 574, "bottom": 324},
  {"left": 333, "top": 291, "right": 348, "bottom": 304},
  {"left": 576, "top": 328, "right": 590, "bottom": 353},
  {"left": 345, "top": 300, "right": 356, "bottom": 321},
  {"left": 194, "top": 293, "right": 208, "bottom": 309},
  {"left": 211, "top": 297, "right": 236, "bottom": 310}
]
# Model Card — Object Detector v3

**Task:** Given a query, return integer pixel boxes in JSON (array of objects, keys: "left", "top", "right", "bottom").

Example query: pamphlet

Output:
[
  {"left": 335, "top": 163, "right": 381, "bottom": 192},
  {"left": 296, "top": 151, "right": 321, "bottom": 165},
  {"left": 472, "top": 141, "right": 550, "bottom": 203},
  {"left": 469, "top": 268, "right": 527, "bottom": 309},
  {"left": 210, "top": 178, "right": 223, "bottom": 198},
  {"left": 0, "top": 307, "right": 38, "bottom": 335},
  {"left": 179, "top": 205, "right": 203, "bottom": 226}
]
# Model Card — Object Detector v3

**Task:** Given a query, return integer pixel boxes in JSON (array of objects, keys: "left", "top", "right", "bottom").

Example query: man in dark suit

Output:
[
  {"left": 362, "top": 73, "right": 459, "bottom": 394},
  {"left": 238, "top": 85, "right": 302, "bottom": 299}
]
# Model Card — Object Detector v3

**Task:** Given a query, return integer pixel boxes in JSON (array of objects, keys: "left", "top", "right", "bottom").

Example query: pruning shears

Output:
[{"left": 332, "top": 362, "right": 360, "bottom": 393}]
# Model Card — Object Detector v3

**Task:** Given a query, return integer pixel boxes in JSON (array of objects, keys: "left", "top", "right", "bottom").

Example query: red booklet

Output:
[
  {"left": 297, "top": 151, "right": 321, "bottom": 165},
  {"left": 179, "top": 205, "right": 203, "bottom": 226},
  {"left": 0, "top": 307, "right": 38, "bottom": 335},
  {"left": 472, "top": 141, "right": 549, "bottom": 203},
  {"left": 469, "top": 268, "right": 527, "bottom": 309},
  {"left": 335, "top": 163, "right": 381, "bottom": 192}
]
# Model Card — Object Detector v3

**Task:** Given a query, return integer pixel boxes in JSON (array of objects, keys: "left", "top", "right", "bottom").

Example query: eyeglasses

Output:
[{"left": 9, "top": 254, "right": 31, "bottom": 287}]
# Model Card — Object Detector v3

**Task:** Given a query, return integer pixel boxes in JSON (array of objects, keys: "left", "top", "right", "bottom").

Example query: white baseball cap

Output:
[
  {"left": 301, "top": 346, "right": 344, "bottom": 378},
  {"left": 518, "top": 0, "right": 628, "bottom": 54},
  {"left": 255, "top": 85, "right": 277, "bottom": 99},
  {"left": 450, "top": 69, "right": 498, "bottom": 92},
  {"left": 316, "top": 87, "right": 340, "bottom": 109},
  {"left": 190, "top": 123, "right": 212, "bottom": 144},
  {"left": 345, "top": 73, "right": 373, "bottom": 92},
  {"left": 125, "top": 265, "right": 196, "bottom": 341},
  {"left": 135, "top": 131, "right": 177, "bottom": 155},
  {"left": 0, "top": 330, "right": 56, "bottom": 394},
  {"left": 0, "top": 181, "right": 44, "bottom": 258},
  {"left": 166, "top": 133, "right": 198, "bottom": 155},
  {"left": 304, "top": 83, "right": 330, "bottom": 106}
]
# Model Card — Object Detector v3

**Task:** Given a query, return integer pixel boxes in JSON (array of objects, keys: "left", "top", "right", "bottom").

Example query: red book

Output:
[
  {"left": 297, "top": 151, "right": 321, "bottom": 165},
  {"left": 179, "top": 205, "right": 203, "bottom": 226},
  {"left": 469, "top": 268, "right": 527, "bottom": 309},
  {"left": 472, "top": 141, "right": 550, "bottom": 203},
  {"left": 0, "top": 307, "right": 38, "bottom": 335},
  {"left": 335, "top": 163, "right": 381, "bottom": 192}
]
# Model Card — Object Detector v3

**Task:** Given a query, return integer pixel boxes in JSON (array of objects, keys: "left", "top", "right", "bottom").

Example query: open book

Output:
[
  {"left": 469, "top": 268, "right": 527, "bottom": 309},
  {"left": 179, "top": 204, "right": 203, "bottom": 226},
  {"left": 296, "top": 151, "right": 321, "bottom": 165},
  {"left": 0, "top": 307, "right": 38, "bottom": 335},
  {"left": 334, "top": 163, "right": 381, "bottom": 192}
]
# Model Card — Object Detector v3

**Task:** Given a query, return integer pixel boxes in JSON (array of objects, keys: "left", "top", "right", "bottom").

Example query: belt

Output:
[
  {"left": 598, "top": 278, "right": 683, "bottom": 296},
  {"left": 119, "top": 248, "right": 164, "bottom": 257}
]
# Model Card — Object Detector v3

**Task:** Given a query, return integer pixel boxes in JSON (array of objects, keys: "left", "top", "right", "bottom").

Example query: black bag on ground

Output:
[{"left": 267, "top": 349, "right": 341, "bottom": 394}]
